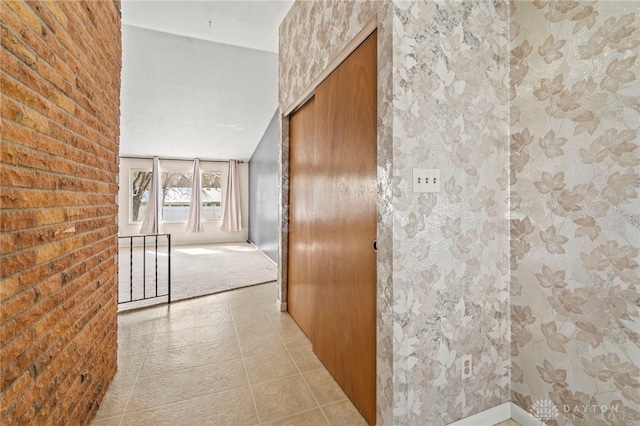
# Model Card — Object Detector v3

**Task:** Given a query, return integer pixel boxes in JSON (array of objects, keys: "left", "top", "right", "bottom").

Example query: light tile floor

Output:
[
  {"left": 494, "top": 420, "right": 520, "bottom": 426},
  {"left": 91, "top": 282, "right": 368, "bottom": 426}
]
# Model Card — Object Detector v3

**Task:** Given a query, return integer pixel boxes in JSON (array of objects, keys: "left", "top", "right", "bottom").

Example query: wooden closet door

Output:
[
  {"left": 312, "top": 31, "right": 377, "bottom": 426},
  {"left": 288, "top": 96, "right": 316, "bottom": 338},
  {"left": 288, "top": 31, "right": 377, "bottom": 425}
]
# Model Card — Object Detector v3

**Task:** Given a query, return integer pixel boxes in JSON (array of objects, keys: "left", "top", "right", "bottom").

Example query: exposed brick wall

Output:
[{"left": 1, "top": 1, "right": 121, "bottom": 424}]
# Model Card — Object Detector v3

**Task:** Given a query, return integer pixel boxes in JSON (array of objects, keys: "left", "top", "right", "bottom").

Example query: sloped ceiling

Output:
[{"left": 120, "top": 1, "right": 292, "bottom": 161}]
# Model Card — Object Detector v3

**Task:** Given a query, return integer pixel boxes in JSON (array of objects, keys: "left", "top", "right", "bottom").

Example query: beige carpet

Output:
[{"left": 118, "top": 242, "right": 277, "bottom": 311}]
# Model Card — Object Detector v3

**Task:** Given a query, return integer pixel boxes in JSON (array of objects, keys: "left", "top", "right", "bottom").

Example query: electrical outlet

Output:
[
  {"left": 461, "top": 354, "right": 472, "bottom": 380},
  {"left": 412, "top": 168, "right": 440, "bottom": 193}
]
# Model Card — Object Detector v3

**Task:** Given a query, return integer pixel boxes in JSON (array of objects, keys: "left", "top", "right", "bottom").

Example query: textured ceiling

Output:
[{"left": 119, "top": 1, "right": 292, "bottom": 161}]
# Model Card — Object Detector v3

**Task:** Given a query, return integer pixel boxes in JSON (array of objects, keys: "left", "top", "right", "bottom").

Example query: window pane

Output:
[
  {"left": 202, "top": 172, "right": 222, "bottom": 221},
  {"left": 131, "top": 170, "right": 152, "bottom": 222},
  {"left": 130, "top": 169, "right": 222, "bottom": 223},
  {"left": 162, "top": 172, "right": 192, "bottom": 222}
]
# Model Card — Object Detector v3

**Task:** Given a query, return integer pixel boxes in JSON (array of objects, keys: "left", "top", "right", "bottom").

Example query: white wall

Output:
[
  {"left": 120, "top": 24, "right": 279, "bottom": 161},
  {"left": 118, "top": 157, "right": 249, "bottom": 245}
]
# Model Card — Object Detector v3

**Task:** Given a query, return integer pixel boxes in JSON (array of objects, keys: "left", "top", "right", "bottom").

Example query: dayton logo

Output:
[{"left": 530, "top": 399, "right": 560, "bottom": 422}]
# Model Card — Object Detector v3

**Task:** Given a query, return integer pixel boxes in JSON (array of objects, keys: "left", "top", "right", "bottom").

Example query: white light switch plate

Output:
[{"left": 413, "top": 168, "right": 440, "bottom": 193}]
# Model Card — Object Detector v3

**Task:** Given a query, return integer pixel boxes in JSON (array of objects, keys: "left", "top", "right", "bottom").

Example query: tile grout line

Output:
[
  {"left": 100, "top": 284, "right": 358, "bottom": 426},
  {"left": 256, "top": 286, "right": 334, "bottom": 426},
  {"left": 229, "top": 291, "right": 263, "bottom": 426},
  {"left": 123, "top": 295, "right": 256, "bottom": 418},
  {"left": 117, "top": 308, "right": 164, "bottom": 426},
  {"left": 261, "top": 295, "right": 367, "bottom": 425},
  {"left": 188, "top": 293, "right": 236, "bottom": 418},
  {"left": 123, "top": 296, "right": 234, "bottom": 419}
]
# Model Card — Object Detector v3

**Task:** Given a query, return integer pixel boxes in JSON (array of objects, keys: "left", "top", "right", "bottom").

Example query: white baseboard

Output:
[
  {"left": 277, "top": 299, "right": 287, "bottom": 312},
  {"left": 511, "top": 402, "right": 545, "bottom": 426},
  {"left": 247, "top": 241, "right": 278, "bottom": 265},
  {"left": 447, "top": 402, "right": 511, "bottom": 425},
  {"left": 446, "top": 402, "right": 548, "bottom": 426}
]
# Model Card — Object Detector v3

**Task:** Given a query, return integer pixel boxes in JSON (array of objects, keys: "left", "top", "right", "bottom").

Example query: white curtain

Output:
[
  {"left": 140, "top": 156, "right": 163, "bottom": 234},
  {"left": 185, "top": 159, "right": 204, "bottom": 233},
  {"left": 221, "top": 160, "right": 242, "bottom": 232}
]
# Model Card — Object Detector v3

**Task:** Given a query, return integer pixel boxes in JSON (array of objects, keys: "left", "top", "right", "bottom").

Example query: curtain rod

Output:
[{"left": 119, "top": 155, "right": 245, "bottom": 164}]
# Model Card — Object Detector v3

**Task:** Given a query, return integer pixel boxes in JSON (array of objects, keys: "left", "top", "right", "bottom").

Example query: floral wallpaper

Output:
[
  {"left": 279, "top": 0, "right": 386, "bottom": 111},
  {"left": 280, "top": 1, "right": 638, "bottom": 425},
  {"left": 510, "top": 1, "right": 640, "bottom": 424},
  {"left": 391, "top": 1, "right": 510, "bottom": 424}
]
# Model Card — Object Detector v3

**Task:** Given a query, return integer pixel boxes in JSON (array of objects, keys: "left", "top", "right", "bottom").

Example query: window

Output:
[
  {"left": 131, "top": 169, "right": 152, "bottom": 222},
  {"left": 161, "top": 172, "right": 193, "bottom": 221},
  {"left": 201, "top": 172, "right": 222, "bottom": 221},
  {"left": 130, "top": 169, "right": 222, "bottom": 223}
]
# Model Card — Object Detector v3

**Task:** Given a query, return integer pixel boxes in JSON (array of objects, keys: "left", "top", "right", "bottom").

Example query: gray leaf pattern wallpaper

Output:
[
  {"left": 279, "top": 1, "right": 639, "bottom": 425},
  {"left": 392, "top": 1, "right": 511, "bottom": 424},
  {"left": 510, "top": 1, "right": 639, "bottom": 424}
]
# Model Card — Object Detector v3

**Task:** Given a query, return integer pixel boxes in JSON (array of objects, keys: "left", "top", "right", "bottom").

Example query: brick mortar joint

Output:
[
  {"left": 1, "top": 19, "right": 122, "bottom": 131},
  {"left": 1, "top": 83, "right": 120, "bottom": 149},
  {"left": 0, "top": 233, "right": 118, "bottom": 283}
]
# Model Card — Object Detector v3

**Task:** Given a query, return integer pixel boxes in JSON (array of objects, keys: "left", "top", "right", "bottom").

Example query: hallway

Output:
[{"left": 91, "top": 283, "right": 367, "bottom": 425}]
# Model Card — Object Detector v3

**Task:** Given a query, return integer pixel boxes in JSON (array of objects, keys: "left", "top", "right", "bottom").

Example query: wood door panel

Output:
[
  {"left": 288, "top": 31, "right": 377, "bottom": 425},
  {"left": 312, "top": 31, "right": 377, "bottom": 426},
  {"left": 288, "top": 96, "right": 316, "bottom": 339}
]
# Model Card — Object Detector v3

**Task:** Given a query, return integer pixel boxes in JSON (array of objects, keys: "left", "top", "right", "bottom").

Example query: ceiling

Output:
[{"left": 119, "top": 1, "right": 293, "bottom": 161}]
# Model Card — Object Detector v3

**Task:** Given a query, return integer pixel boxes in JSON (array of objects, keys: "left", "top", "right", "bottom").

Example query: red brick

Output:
[
  {"left": 40, "top": 0, "right": 69, "bottom": 29},
  {"left": 0, "top": 371, "right": 32, "bottom": 412},
  {"left": 0, "top": 209, "right": 37, "bottom": 232},
  {"left": 0, "top": 405, "right": 17, "bottom": 425},
  {"left": 0, "top": 232, "right": 18, "bottom": 255},
  {"left": 16, "top": 14, "right": 55, "bottom": 64},
  {"left": 0, "top": 1, "right": 24, "bottom": 34},
  {"left": 16, "top": 401, "right": 36, "bottom": 425},
  {"left": 0, "top": 119, "right": 34, "bottom": 150},
  {"left": 10, "top": 288, "right": 61, "bottom": 340},
  {"left": 0, "top": 249, "right": 36, "bottom": 279},
  {"left": 0, "top": 275, "right": 21, "bottom": 301},
  {"left": 0, "top": 329, "right": 35, "bottom": 375},
  {"left": 1, "top": 164, "right": 48, "bottom": 190},
  {"left": 36, "top": 58, "right": 71, "bottom": 94},
  {"left": 1, "top": 74, "right": 51, "bottom": 124},
  {"left": 33, "top": 306, "right": 63, "bottom": 337},
  {"left": 0, "top": 289, "right": 36, "bottom": 324},
  {"left": 0, "top": 317, "right": 17, "bottom": 347},
  {"left": 35, "top": 236, "right": 83, "bottom": 264},
  {"left": 5, "top": 1, "right": 42, "bottom": 34},
  {"left": 35, "top": 208, "right": 67, "bottom": 227},
  {"left": 0, "top": 26, "right": 36, "bottom": 68},
  {"left": 12, "top": 223, "right": 74, "bottom": 251},
  {"left": 1, "top": 0, "right": 120, "bottom": 423}
]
